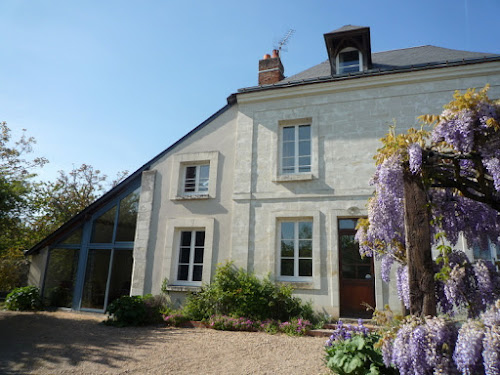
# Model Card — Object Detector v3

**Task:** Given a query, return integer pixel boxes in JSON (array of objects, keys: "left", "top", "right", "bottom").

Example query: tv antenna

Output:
[{"left": 275, "top": 29, "right": 295, "bottom": 53}]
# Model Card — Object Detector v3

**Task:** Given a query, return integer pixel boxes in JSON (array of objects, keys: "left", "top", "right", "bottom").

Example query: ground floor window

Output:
[
  {"left": 42, "top": 248, "right": 79, "bottom": 308},
  {"left": 279, "top": 220, "right": 313, "bottom": 279},
  {"left": 80, "top": 249, "right": 133, "bottom": 310},
  {"left": 177, "top": 230, "right": 205, "bottom": 283}
]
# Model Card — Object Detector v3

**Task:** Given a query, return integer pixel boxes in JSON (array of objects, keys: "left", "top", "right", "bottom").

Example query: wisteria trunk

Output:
[{"left": 403, "top": 173, "right": 437, "bottom": 317}]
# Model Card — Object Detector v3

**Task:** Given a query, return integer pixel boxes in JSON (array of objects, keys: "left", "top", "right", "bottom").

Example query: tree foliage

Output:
[{"left": 356, "top": 86, "right": 500, "bottom": 316}]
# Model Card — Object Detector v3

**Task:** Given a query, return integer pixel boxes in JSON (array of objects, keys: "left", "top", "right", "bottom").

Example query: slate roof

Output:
[
  {"left": 240, "top": 45, "right": 500, "bottom": 93},
  {"left": 326, "top": 24, "right": 368, "bottom": 33}
]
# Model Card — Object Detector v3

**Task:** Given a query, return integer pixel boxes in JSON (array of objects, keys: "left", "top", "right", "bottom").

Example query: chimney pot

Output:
[
  {"left": 258, "top": 51, "right": 285, "bottom": 85},
  {"left": 272, "top": 49, "right": 279, "bottom": 58},
  {"left": 263, "top": 54, "right": 271, "bottom": 59}
]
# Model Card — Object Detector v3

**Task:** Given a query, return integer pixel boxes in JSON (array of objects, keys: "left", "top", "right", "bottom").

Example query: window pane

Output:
[
  {"left": 181, "top": 231, "right": 192, "bottom": 247},
  {"left": 185, "top": 166, "right": 196, "bottom": 179},
  {"left": 184, "top": 180, "right": 196, "bottom": 192},
  {"left": 299, "top": 259, "right": 312, "bottom": 276},
  {"left": 339, "top": 219, "right": 358, "bottom": 230},
  {"left": 179, "top": 247, "right": 190, "bottom": 263},
  {"left": 194, "top": 248, "right": 204, "bottom": 263},
  {"left": 282, "top": 126, "right": 295, "bottom": 142},
  {"left": 299, "top": 240, "right": 312, "bottom": 257},
  {"left": 90, "top": 206, "right": 116, "bottom": 243},
  {"left": 281, "top": 222, "right": 294, "bottom": 240},
  {"left": 359, "top": 266, "right": 372, "bottom": 280},
  {"left": 177, "top": 265, "right": 189, "bottom": 281},
  {"left": 340, "top": 50, "right": 359, "bottom": 64},
  {"left": 195, "top": 231, "right": 205, "bottom": 247},
  {"left": 198, "top": 178, "right": 209, "bottom": 192},
  {"left": 298, "top": 140, "right": 310, "bottom": 156},
  {"left": 61, "top": 228, "right": 82, "bottom": 245},
  {"left": 199, "top": 165, "right": 209, "bottom": 179},
  {"left": 283, "top": 142, "right": 295, "bottom": 157},
  {"left": 281, "top": 240, "right": 294, "bottom": 257},
  {"left": 298, "top": 156, "right": 311, "bottom": 168},
  {"left": 107, "top": 250, "right": 133, "bottom": 305},
  {"left": 473, "top": 245, "right": 492, "bottom": 261},
  {"left": 298, "top": 222, "right": 312, "bottom": 239},
  {"left": 81, "top": 249, "right": 111, "bottom": 309},
  {"left": 43, "top": 248, "right": 79, "bottom": 308},
  {"left": 193, "top": 265, "right": 203, "bottom": 281},
  {"left": 115, "top": 188, "right": 140, "bottom": 242},
  {"left": 298, "top": 125, "right": 310, "bottom": 140},
  {"left": 281, "top": 259, "right": 294, "bottom": 276}
]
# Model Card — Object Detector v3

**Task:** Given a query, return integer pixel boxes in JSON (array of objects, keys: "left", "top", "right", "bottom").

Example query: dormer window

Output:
[{"left": 337, "top": 48, "right": 362, "bottom": 74}]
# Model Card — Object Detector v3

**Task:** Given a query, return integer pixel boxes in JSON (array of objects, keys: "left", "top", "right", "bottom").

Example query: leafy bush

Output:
[
  {"left": 183, "top": 262, "right": 315, "bottom": 322},
  {"left": 163, "top": 312, "right": 190, "bottom": 327},
  {"left": 4, "top": 285, "right": 43, "bottom": 311},
  {"left": 105, "top": 294, "right": 169, "bottom": 327},
  {"left": 325, "top": 320, "right": 398, "bottom": 375},
  {"left": 279, "top": 317, "right": 312, "bottom": 336},
  {"left": 0, "top": 250, "right": 29, "bottom": 292},
  {"left": 209, "top": 315, "right": 256, "bottom": 331}
]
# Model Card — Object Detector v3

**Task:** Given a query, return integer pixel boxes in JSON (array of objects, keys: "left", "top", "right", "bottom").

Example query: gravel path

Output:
[{"left": 0, "top": 310, "right": 330, "bottom": 374}]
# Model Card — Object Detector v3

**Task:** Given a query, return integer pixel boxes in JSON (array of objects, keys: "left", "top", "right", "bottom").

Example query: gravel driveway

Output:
[{"left": 0, "top": 310, "right": 330, "bottom": 374}]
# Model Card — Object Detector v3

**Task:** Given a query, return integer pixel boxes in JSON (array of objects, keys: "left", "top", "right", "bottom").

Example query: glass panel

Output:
[
  {"left": 107, "top": 250, "right": 133, "bottom": 305},
  {"left": 61, "top": 228, "right": 83, "bottom": 245},
  {"left": 359, "top": 266, "right": 372, "bottom": 280},
  {"left": 298, "top": 140, "right": 310, "bottom": 156},
  {"left": 43, "top": 248, "right": 79, "bottom": 308},
  {"left": 115, "top": 188, "right": 140, "bottom": 242},
  {"left": 299, "top": 240, "right": 312, "bottom": 257},
  {"left": 179, "top": 247, "right": 190, "bottom": 263},
  {"left": 339, "top": 50, "right": 360, "bottom": 73},
  {"left": 282, "top": 126, "right": 295, "bottom": 142},
  {"left": 195, "top": 231, "right": 205, "bottom": 247},
  {"left": 298, "top": 222, "right": 312, "bottom": 239},
  {"left": 282, "top": 157, "right": 295, "bottom": 174},
  {"left": 473, "top": 245, "right": 492, "bottom": 261},
  {"left": 178, "top": 265, "right": 189, "bottom": 281},
  {"left": 194, "top": 248, "right": 204, "bottom": 263},
  {"left": 298, "top": 156, "right": 311, "bottom": 168},
  {"left": 90, "top": 206, "right": 116, "bottom": 243},
  {"left": 342, "top": 264, "right": 356, "bottom": 279},
  {"left": 281, "top": 240, "right": 294, "bottom": 257},
  {"left": 283, "top": 142, "right": 295, "bottom": 157},
  {"left": 339, "top": 219, "right": 358, "bottom": 230},
  {"left": 298, "top": 125, "right": 310, "bottom": 140},
  {"left": 81, "top": 249, "right": 111, "bottom": 309},
  {"left": 299, "top": 259, "right": 312, "bottom": 276},
  {"left": 281, "top": 259, "right": 294, "bottom": 276},
  {"left": 181, "top": 231, "right": 192, "bottom": 247},
  {"left": 281, "top": 222, "right": 294, "bottom": 240},
  {"left": 199, "top": 165, "right": 209, "bottom": 179},
  {"left": 193, "top": 265, "right": 203, "bottom": 281},
  {"left": 184, "top": 166, "right": 196, "bottom": 192}
]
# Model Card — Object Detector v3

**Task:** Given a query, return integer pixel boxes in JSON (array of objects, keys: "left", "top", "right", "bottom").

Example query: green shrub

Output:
[
  {"left": 163, "top": 312, "right": 190, "bottom": 327},
  {"left": 105, "top": 294, "right": 170, "bottom": 327},
  {"left": 4, "top": 285, "right": 43, "bottom": 311},
  {"left": 183, "top": 262, "right": 315, "bottom": 322},
  {"left": 278, "top": 317, "right": 312, "bottom": 336}
]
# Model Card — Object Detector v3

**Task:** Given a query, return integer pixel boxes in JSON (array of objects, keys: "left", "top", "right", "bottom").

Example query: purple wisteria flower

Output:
[{"left": 408, "top": 143, "right": 422, "bottom": 174}]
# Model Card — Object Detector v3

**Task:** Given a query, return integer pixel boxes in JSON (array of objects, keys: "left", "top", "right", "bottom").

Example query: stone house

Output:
[{"left": 26, "top": 25, "right": 500, "bottom": 318}]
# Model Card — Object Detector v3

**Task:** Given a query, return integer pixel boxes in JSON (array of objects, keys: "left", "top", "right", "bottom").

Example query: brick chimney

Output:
[{"left": 258, "top": 49, "right": 284, "bottom": 85}]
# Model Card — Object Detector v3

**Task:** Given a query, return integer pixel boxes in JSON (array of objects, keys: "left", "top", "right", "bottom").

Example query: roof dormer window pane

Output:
[{"left": 338, "top": 49, "right": 362, "bottom": 74}]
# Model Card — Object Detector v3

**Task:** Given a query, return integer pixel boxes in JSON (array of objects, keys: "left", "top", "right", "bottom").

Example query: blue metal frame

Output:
[{"left": 44, "top": 181, "right": 140, "bottom": 313}]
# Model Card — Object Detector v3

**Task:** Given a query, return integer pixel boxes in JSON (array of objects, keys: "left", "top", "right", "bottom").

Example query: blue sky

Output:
[{"left": 1, "top": 0, "right": 499, "bottom": 183}]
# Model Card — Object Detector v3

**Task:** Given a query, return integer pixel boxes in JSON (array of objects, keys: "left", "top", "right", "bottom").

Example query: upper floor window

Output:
[
  {"left": 184, "top": 164, "right": 209, "bottom": 194},
  {"left": 279, "top": 220, "right": 313, "bottom": 279},
  {"left": 337, "top": 48, "right": 362, "bottom": 74},
  {"left": 281, "top": 124, "right": 311, "bottom": 175}
]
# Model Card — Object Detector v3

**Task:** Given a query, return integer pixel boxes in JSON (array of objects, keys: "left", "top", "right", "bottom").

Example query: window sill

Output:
[
  {"left": 166, "top": 285, "right": 202, "bottom": 293},
  {"left": 173, "top": 194, "right": 210, "bottom": 201},
  {"left": 274, "top": 173, "right": 314, "bottom": 183},
  {"left": 277, "top": 281, "right": 317, "bottom": 290}
]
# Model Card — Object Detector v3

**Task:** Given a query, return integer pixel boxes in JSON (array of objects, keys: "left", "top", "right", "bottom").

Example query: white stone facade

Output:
[{"left": 131, "top": 62, "right": 500, "bottom": 316}]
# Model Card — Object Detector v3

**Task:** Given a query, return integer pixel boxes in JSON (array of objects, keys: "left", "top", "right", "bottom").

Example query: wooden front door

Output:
[{"left": 338, "top": 218, "right": 375, "bottom": 318}]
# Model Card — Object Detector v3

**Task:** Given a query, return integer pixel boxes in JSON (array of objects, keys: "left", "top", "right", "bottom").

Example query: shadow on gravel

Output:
[{"left": 0, "top": 311, "right": 179, "bottom": 374}]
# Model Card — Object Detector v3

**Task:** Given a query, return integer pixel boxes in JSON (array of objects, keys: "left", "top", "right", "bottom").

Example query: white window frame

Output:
[
  {"left": 280, "top": 124, "right": 311, "bottom": 175},
  {"left": 336, "top": 47, "right": 363, "bottom": 74},
  {"left": 183, "top": 164, "right": 210, "bottom": 195},
  {"left": 163, "top": 217, "right": 215, "bottom": 288},
  {"left": 278, "top": 220, "right": 313, "bottom": 281},
  {"left": 268, "top": 210, "right": 320, "bottom": 289},
  {"left": 176, "top": 229, "right": 205, "bottom": 284},
  {"left": 170, "top": 151, "right": 219, "bottom": 200}
]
